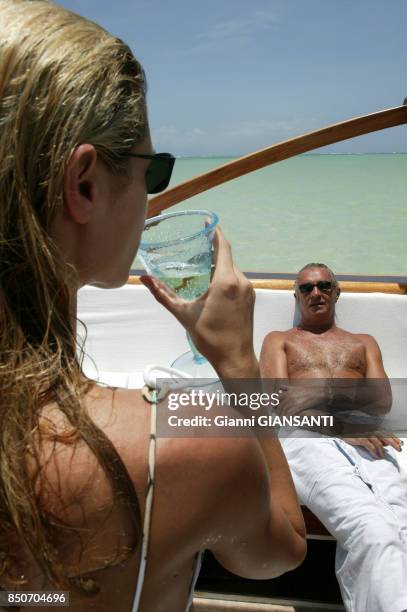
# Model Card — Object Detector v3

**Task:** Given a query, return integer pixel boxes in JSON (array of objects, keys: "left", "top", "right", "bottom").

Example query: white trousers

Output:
[{"left": 281, "top": 434, "right": 407, "bottom": 612}]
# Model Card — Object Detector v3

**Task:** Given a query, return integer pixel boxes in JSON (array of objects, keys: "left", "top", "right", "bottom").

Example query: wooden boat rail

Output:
[
  {"left": 193, "top": 594, "right": 344, "bottom": 611},
  {"left": 148, "top": 104, "right": 407, "bottom": 216},
  {"left": 128, "top": 275, "right": 407, "bottom": 294}
]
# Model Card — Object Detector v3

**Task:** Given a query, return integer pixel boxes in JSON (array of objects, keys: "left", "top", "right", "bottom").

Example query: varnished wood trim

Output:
[
  {"left": 148, "top": 105, "right": 407, "bottom": 216},
  {"left": 193, "top": 598, "right": 294, "bottom": 611},
  {"left": 250, "top": 279, "right": 407, "bottom": 293},
  {"left": 127, "top": 275, "right": 144, "bottom": 285},
  {"left": 193, "top": 594, "right": 344, "bottom": 611},
  {"left": 128, "top": 276, "right": 407, "bottom": 294}
]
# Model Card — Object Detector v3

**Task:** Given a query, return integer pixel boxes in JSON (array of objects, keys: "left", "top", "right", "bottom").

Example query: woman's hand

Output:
[{"left": 140, "top": 227, "right": 258, "bottom": 378}]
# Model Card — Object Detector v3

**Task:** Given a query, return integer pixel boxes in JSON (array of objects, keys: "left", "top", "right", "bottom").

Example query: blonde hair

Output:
[{"left": 0, "top": 0, "right": 147, "bottom": 594}]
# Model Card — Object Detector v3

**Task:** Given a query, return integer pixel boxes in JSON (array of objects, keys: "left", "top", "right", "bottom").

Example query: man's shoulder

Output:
[
  {"left": 354, "top": 332, "right": 378, "bottom": 342},
  {"left": 263, "top": 329, "right": 293, "bottom": 345},
  {"left": 348, "top": 331, "right": 381, "bottom": 349},
  {"left": 335, "top": 327, "right": 380, "bottom": 345}
]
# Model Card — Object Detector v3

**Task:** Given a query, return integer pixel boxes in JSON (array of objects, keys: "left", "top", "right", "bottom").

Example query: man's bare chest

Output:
[{"left": 285, "top": 334, "right": 366, "bottom": 377}]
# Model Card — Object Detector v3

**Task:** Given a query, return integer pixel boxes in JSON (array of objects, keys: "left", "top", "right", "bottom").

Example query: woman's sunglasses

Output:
[
  {"left": 124, "top": 152, "right": 175, "bottom": 194},
  {"left": 298, "top": 281, "right": 334, "bottom": 294}
]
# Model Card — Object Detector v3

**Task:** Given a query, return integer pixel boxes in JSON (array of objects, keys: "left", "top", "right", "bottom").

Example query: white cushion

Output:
[{"left": 78, "top": 284, "right": 407, "bottom": 377}]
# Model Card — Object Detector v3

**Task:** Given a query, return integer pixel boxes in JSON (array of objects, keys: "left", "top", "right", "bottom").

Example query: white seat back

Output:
[{"left": 78, "top": 284, "right": 407, "bottom": 378}]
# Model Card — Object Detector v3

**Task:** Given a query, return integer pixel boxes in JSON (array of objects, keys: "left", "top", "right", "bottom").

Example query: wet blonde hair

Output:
[{"left": 0, "top": 0, "right": 147, "bottom": 594}]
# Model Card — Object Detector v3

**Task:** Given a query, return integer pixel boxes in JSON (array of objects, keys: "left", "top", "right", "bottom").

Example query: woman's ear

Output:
[{"left": 63, "top": 144, "right": 98, "bottom": 224}]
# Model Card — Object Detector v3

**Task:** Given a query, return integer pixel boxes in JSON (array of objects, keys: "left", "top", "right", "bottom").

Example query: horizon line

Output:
[{"left": 173, "top": 151, "right": 407, "bottom": 158}]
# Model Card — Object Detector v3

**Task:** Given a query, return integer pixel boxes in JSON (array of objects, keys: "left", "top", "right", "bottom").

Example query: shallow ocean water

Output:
[{"left": 134, "top": 154, "right": 407, "bottom": 277}]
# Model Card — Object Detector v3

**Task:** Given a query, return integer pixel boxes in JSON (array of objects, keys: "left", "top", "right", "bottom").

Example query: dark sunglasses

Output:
[
  {"left": 298, "top": 281, "right": 334, "bottom": 294},
  {"left": 123, "top": 152, "right": 175, "bottom": 194}
]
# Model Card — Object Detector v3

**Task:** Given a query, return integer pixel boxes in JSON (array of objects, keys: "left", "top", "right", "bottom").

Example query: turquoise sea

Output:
[{"left": 135, "top": 154, "right": 407, "bottom": 277}]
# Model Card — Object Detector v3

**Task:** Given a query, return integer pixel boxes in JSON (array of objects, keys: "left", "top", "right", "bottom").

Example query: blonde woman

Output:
[{"left": 0, "top": 1, "right": 306, "bottom": 610}]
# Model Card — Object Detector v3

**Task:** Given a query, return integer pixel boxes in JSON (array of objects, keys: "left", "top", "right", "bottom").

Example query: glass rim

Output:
[{"left": 139, "top": 209, "right": 219, "bottom": 250}]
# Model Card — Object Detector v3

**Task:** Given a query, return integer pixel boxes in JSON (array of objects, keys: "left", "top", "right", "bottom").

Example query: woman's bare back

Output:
[
  {"left": 4, "top": 386, "right": 271, "bottom": 612},
  {"left": 1, "top": 386, "right": 209, "bottom": 611}
]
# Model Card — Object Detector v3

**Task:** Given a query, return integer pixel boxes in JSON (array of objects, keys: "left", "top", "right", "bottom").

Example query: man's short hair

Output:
[{"left": 295, "top": 263, "right": 338, "bottom": 288}]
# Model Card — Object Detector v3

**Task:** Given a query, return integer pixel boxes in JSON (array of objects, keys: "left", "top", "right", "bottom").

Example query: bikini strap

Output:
[{"left": 131, "top": 389, "right": 157, "bottom": 612}]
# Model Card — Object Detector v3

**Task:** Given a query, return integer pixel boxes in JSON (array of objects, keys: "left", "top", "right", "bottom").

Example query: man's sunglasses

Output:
[
  {"left": 298, "top": 281, "right": 334, "bottom": 294},
  {"left": 123, "top": 152, "right": 175, "bottom": 194}
]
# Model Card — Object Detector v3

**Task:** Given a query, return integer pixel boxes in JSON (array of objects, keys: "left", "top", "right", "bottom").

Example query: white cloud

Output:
[
  {"left": 152, "top": 125, "right": 179, "bottom": 139},
  {"left": 191, "top": 8, "right": 280, "bottom": 52},
  {"left": 152, "top": 125, "right": 207, "bottom": 149},
  {"left": 222, "top": 119, "right": 302, "bottom": 137},
  {"left": 201, "top": 10, "right": 278, "bottom": 41},
  {"left": 151, "top": 117, "right": 320, "bottom": 156}
]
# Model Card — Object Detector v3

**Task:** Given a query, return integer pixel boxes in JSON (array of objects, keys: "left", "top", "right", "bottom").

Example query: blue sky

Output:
[{"left": 59, "top": 0, "right": 407, "bottom": 155}]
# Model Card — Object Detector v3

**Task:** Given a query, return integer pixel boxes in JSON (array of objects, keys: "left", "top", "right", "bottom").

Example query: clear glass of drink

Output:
[{"left": 138, "top": 209, "right": 219, "bottom": 377}]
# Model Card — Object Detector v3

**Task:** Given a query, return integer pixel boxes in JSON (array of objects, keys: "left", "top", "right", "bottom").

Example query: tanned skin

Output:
[
  {"left": 5, "top": 142, "right": 307, "bottom": 612},
  {"left": 260, "top": 265, "right": 401, "bottom": 458}
]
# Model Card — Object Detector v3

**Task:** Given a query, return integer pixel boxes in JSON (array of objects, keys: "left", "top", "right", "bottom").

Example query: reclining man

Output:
[{"left": 260, "top": 262, "right": 407, "bottom": 612}]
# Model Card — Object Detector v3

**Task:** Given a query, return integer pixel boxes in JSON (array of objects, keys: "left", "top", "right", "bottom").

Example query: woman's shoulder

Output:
[
  {"left": 27, "top": 385, "right": 151, "bottom": 576},
  {"left": 88, "top": 385, "right": 263, "bottom": 487},
  {"left": 22, "top": 385, "right": 270, "bottom": 583},
  {"left": 151, "top": 423, "right": 269, "bottom": 542},
  {"left": 40, "top": 384, "right": 268, "bottom": 524}
]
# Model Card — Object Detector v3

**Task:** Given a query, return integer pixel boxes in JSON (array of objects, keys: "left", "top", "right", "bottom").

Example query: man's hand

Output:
[
  {"left": 342, "top": 434, "right": 402, "bottom": 458},
  {"left": 276, "top": 385, "right": 326, "bottom": 417}
]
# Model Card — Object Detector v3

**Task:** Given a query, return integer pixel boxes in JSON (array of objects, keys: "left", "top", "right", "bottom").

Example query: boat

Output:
[{"left": 77, "top": 103, "right": 407, "bottom": 611}]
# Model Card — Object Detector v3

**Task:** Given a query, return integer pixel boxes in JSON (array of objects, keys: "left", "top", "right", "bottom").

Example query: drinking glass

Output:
[{"left": 138, "top": 210, "right": 219, "bottom": 377}]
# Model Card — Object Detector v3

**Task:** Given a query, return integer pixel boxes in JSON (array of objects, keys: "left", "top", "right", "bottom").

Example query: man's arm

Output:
[
  {"left": 342, "top": 334, "right": 399, "bottom": 455},
  {"left": 362, "top": 333, "right": 389, "bottom": 379},
  {"left": 349, "top": 334, "right": 392, "bottom": 414},
  {"left": 259, "top": 331, "right": 289, "bottom": 378}
]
